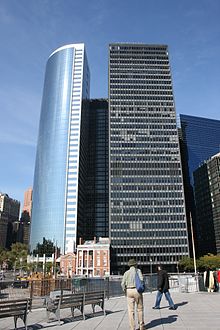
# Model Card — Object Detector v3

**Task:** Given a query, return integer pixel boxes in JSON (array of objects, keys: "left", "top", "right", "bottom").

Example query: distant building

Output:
[
  {"left": 180, "top": 114, "right": 220, "bottom": 185},
  {"left": 18, "top": 187, "right": 32, "bottom": 245},
  {"left": 0, "top": 193, "right": 20, "bottom": 248},
  {"left": 60, "top": 253, "right": 76, "bottom": 277},
  {"left": 17, "top": 221, "right": 30, "bottom": 246},
  {"left": 85, "top": 99, "right": 109, "bottom": 239},
  {"left": 180, "top": 114, "right": 220, "bottom": 256},
  {"left": 21, "top": 187, "right": 32, "bottom": 222},
  {"left": 0, "top": 219, "right": 8, "bottom": 248},
  {"left": 76, "top": 237, "right": 110, "bottom": 277},
  {"left": 194, "top": 152, "right": 220, "bottom": 255}
]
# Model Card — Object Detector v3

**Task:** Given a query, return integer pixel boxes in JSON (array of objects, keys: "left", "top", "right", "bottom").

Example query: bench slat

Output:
[
  {"left": 46, "top": 291, "right": 105, "bottom": 324},
  {"left": 0, "top": 298, "right": 30, "bottom": 330}
]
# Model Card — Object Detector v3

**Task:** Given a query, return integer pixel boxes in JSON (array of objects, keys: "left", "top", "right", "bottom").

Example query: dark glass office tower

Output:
[
  {"left": 109, "top": 43, "right": 189, "bottom": 273},
  {"left": 180, "top": 114, "right": 220, "bottom": 185},
  {"left": 180, "top": 114, "right": 220, "bottom": 256},
  {"left": 194, "top": 153, "right": 220, "bottom": 255},
  {"left": 85, "top": 99, "right": 109, "bottom": 239}
]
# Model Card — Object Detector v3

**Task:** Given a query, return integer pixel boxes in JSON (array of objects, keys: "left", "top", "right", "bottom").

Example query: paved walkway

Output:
[{"left": 1, "top": 292, "right": 220, "bottom": 329}]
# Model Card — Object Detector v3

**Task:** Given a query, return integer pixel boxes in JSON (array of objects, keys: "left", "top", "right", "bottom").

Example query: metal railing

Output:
[{"left": 0, "top": 273, "right": 210, "bottom": 309}]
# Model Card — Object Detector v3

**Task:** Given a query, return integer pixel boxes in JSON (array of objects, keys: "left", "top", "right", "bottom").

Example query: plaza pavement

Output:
[{"left": 1, "top": 291, "right": 220, "bottom": 330}]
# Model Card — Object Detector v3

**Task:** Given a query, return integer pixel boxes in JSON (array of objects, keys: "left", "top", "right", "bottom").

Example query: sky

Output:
[{"left": 0, "top": 0, "right": 220, "bottom": 207}]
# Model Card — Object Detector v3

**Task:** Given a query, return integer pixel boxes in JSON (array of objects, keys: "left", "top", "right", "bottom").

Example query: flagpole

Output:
[
  {"left": 190, "top": 212, "right": 198, "bottom": 291},
  {"left": 190, "top": 212, "right": 197, "bottom": 275}
]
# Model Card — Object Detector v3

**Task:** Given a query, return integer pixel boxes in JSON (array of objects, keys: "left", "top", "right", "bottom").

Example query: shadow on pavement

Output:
[
  {"left": 175, "top": 301, "right": 188, "bottom": 308},
  {"left": 146, "top": 315, "right": 178, "bottom": 328},
  {"left": 157, "top": 301, "right": 188, "bottom": 310},
  {"left": 106, "top": 309, "right": 124, "bottom": 315},
  {"left": 27, "top": 309, "right": 125, "bottom": 329}
]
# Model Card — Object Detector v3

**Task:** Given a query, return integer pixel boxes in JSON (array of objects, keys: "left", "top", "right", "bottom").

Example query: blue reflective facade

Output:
[
  {"left": 180, "top": 114, "right": 220, "bottom": 184},
  {"left": 180, "top": 114, "right": 220, "bottom": 256},
  {"left": 30, "top": 44, "right": 90, "bottom": 253}
]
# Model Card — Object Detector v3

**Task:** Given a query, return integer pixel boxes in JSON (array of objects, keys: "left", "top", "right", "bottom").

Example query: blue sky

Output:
[{"left": 0, "top": 0, "right": 220, "bottom": 207}]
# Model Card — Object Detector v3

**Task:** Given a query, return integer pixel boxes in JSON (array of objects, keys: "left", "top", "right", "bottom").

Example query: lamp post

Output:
[
  {"left": 189, "top": 212, "right": 198, "bottom": 291},
  {"left": 13, "top": 259, "right": 17, "bottom": 278},
  {"left": 190, "top": 213, "right": 197, "bottom": 275},
  {"left": 150, "top": 257, "right": 153, "bottom": 292},
  {"left": 19, "top": 257, "right": 23, "bottom": 277},
  {"left": 176, "top": 261, "right": 179, "bottom": 274}
]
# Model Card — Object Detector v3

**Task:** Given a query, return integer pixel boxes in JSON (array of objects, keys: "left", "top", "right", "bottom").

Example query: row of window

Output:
[
  {"left": 111, "top": 100, "right": 174, "bottom": 106},
  {"left": 112, "top": 238, "right": 188, "bottom": 246},
  {"left": 111, "top": 162, "right": 180, "bottom": 169},
  {"left": 111, "top": 170, "right": 181, "bottom": 177},
  {"left": 111, "top": 221, "right": 186, "bottom": 229},
  {"left": 111, "top": 122, "right": 177, "bottom": 128},
  {"left": 111, "top": 214, "right": 185, "bottom": 221},
  {"left": 110, "top": 75, "right": 170, "bottom": 81},
  {"left": 110, "top": 90, "right": 173, "bottom": 97},
  {"left": 112, "top": 137, "right": 176, "bottom": 143},
  {"left": 111, "top": 230, "right": 187, "bottom": 238},
  {"left": 112, "top": 199, "right": 184, "bottom": 206},
  {"left": 111, "top": 156, "right": 178, "bottom": 163},
  {"left": 110, "top": 95, "right": 174, "bottom": 101},
  {"left": 111, "top": 207, "right": 184, "bottom": 214},
  {"left": 110, "top": 62, "right": 169, "bottom": 69},
  {"left": 111, "top": 176, "right": 182, "bottom": 183},
  {"left": 109, "top": 46, "right": 167, "bottom": 52},
  {"left": 115, "top": 254, "right": 187, "bottom": 263},
  {"left": 110, "top": 84, "right": 172, "bottom": 91},
  {"left": 110, "top": 149, "right": 178, "bottom": 156}
]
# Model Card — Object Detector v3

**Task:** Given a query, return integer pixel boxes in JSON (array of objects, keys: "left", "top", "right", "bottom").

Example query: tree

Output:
[
  {"left": 33, "top": 237, "right": 57, "bottom": 257},
  {"left": 198, "top": 254, "right": 220, "bottom": 270},
  {"left": 0, "top": 247, "right": 8, "bottom": 269},
  {"left": 179, "top": 254, "right": 220, "bottom": 272},
  {"left": 6, "top": 243, "right": 28, "bottom": 271},
  {"left": 178, "top": 256, "right": 194, "bottom": 271}
]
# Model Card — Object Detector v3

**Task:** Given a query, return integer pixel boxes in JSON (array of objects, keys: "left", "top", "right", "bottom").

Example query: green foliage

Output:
[
  {"left": 178, "top": 256, "right": 194, "bottom": 271},
  {"left": 33, "top": 237, "right": 56, "bottom": 257},
  {"left": 179, "top": 254, "right": 220, "bottom": 272},
  {"left": 6, "top": 243, "right": 28, "bottom": 270},
  {"left": 45, "top": 262, "right": 53, "bottom": 273},
  {"left": 0, "top": 247, "right": 8, "bottom": 267},
  {"left": 198, "top": 254, "right": 220, "bottom": 270}
]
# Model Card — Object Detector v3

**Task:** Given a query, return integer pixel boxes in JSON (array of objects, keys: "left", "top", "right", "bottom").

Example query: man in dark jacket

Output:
[{"left": 152, "top": 265, "right": 176, "bottom": 310}]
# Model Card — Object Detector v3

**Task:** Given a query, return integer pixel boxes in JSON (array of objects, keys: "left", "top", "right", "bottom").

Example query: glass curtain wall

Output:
[
  {"left": 109, "top": 43, "right": 189, "bottom": 273},
  {"left": 30, "top": 44, "right": 90, "bottom": 254}
]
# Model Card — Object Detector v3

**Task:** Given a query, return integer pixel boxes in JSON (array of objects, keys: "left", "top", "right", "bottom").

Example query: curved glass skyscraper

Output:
[{"left": 30, "top": 44, "right": 90, "bottom": 254}]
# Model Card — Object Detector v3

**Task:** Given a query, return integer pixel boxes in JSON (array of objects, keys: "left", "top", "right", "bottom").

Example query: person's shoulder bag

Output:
[{"left": 135, "top": 269, "right": 145, "bottom": 293}]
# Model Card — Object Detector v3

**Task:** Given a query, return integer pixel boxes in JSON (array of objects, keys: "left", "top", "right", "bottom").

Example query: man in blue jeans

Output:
[{"left": 152, "top": 265, "right": 176, "bottom": 310}]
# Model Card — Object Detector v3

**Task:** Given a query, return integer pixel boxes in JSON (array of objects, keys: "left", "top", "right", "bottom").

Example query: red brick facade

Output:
[
  {"left": 76, "top": 238, "right": 110, "bottom": 277},
  {"left": 59, "top": 252, "right": 76, "bottom": 277}
]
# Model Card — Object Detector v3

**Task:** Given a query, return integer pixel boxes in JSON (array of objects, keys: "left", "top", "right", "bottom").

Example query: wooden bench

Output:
[
  {"left": 46, "top": 290, "right": 105, "bottom": 324},
  {"left": 83, "top": 290, "right": 105, "bottom": 320},
  {"left": 0, "top": 298, "right": 31, "bottom": 330},
  {"left": 46, "top": 292, "right": 84, "bottom": 325}
]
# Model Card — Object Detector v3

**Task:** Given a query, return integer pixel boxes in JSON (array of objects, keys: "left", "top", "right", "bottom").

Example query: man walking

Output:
[
  {"left": 121, "top": 259, "right": 145, "bottom": 330},
  {"left": 152, "top": 264, "right": 176, "bottom": 310}
]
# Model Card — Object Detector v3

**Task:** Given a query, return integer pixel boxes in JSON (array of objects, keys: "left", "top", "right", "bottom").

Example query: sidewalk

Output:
[{"left": 1, "top": 292, "right": 220, "bottom": 329}]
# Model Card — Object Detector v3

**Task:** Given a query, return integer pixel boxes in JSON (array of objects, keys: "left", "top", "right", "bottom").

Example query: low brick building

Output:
[
  {"left": 59, "top": 253, "right": 77, "bottom": 277},
  {"left": 76, "top": 238, "right": 110, "bottom": 277}
]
